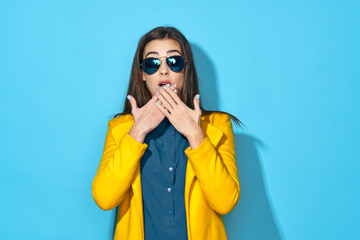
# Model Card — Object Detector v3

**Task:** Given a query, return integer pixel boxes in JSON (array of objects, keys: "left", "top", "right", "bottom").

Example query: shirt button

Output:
[
  {"left": 169, "top": 150, "right": 173, "bottom": 154},
  {"left": 169, "top": 167, "right": 173, "bottom": 171},
  {"left": 169, "top": 210, "right": 172, "bottom": 214},
  {"left": 167, "top": 187, "right": 172, "bottom": 192},
  {"left": 169, "top": 132, "right": 174, "bottom": 136}
]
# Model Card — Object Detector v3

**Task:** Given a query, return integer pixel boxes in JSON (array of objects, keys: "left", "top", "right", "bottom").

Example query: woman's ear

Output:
[{"left": 142, "top": 72, "right": 146, "bottom": 81}]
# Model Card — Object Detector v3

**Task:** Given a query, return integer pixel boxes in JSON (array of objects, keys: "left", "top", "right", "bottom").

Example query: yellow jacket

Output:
[{"left": 92, "top": 112, "right": 240, "bottom": 240}]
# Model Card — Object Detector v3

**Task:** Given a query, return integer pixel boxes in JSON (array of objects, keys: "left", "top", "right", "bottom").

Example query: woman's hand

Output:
[
  {"left": 127, "top": 85, "right": 177, "bottom": 143},
  {"left": 155, "top": 84, "right": 205, "bottom": 149}
]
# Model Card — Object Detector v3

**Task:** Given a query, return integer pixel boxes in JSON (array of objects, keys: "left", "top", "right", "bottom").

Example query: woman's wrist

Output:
[
  {"left": 186, "top": 126, "right": 205, "bottom": 150},
  {"left": 129, "top": 123, "right": 148, "bottom": 144}
]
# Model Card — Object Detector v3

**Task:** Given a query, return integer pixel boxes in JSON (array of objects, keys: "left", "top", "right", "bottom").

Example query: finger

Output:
[
  {"left": 157, "top": 84, "right": 178, "bottom": 95},
  {"left": 161, "top": 84, "right": 182, "bottom": 105},
  {"left": 156, "top": 90, "right": 174, "bottom": 112},
  {"left": 193, "top": 94, "right": 201, "bottom": 113},
  {"left": 160, "top": 102, "right": 166, "bottom": 110},
  {"left": 155, "top": 100, "right": 171, "bottom": 117},
  {"left": 127, "top": 95, "right": 138, "bottom": 111},
  {"left": 157, "top": 97, "right": 166, "bottom": 109},
  {"left": 157, "top": 85, "right": 175, "bottom": 108},
  {"left": 150, "top": 94, "right": 160, "bottom": 104},
  {"left": 154, "top": 94, "right": 166, "bottom": 111},
  {"left": 158, "top": 85, "right": 178, "bottom": 106},
  {"left": 169, "top": 83, "right": 178, "bottom": 93}
]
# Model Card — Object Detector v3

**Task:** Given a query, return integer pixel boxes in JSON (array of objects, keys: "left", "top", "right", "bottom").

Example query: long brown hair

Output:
[{"left": 114, "top": 26, "right": 244, "bottom": 127}]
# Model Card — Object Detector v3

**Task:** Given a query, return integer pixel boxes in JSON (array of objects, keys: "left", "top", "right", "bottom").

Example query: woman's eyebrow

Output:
[
  {"left": 167, "top": 49, "right": 181, "bottom": 55},
  {"left": 145, "top": 49, "right": 182, "bottom": 58},
  {"left": 145, "top": 51, "right": 158, "bottom": 58}
]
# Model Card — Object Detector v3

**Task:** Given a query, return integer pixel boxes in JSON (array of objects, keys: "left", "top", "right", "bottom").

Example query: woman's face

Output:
[{"left": 142, "top": 38, "right": 185, "bottom": 97}]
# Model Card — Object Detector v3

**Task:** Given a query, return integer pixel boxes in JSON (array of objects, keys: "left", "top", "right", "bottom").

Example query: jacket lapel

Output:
[{"left": 184, "top": 119, "right": 224, "bottom": 202}]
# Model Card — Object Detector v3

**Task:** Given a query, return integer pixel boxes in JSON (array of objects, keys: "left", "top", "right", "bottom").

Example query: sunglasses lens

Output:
[
  {"left": 167, "top": 56, "right": 185, "bottom": 72},
  {"left": 142, "top": 58, "right": 161, "bottom": 74}
]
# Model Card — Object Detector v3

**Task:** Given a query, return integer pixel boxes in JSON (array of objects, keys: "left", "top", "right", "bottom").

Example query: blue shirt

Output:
[{"left": 140, "top": 117, "right": 189, "bottom": 240}]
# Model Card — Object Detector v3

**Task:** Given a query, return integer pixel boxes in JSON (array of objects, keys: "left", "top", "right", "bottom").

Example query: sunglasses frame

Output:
[{"left": 141, "top": 55, "right": 187, "bottom": 75}]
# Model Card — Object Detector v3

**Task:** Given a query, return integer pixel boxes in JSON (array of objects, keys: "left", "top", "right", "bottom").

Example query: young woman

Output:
[{"left": 92, "top": 26, "right": 242, "bottom": 240}]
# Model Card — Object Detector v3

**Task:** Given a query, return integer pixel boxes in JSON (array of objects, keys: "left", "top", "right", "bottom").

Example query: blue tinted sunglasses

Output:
[{"left": 141, "top": 55, "right": 186, "bottom": 75}]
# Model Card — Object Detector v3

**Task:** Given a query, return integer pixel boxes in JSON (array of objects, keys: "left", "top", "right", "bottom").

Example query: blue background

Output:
[{"left": 1, "top": 0, "right": 359, "bottom": 239}]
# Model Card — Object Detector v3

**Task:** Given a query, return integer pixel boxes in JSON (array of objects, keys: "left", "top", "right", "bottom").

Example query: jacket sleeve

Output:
[
  {"left": 92, "top": 120, "right": 148, "bottom": 210},
  {"left": 184, "top": 114, "right": 240, "bottom": 215}
]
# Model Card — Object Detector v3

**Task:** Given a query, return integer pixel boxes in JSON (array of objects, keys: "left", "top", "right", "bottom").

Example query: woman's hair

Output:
[{"left": 114, "top": 26, "right": 243, "bottom": 127}]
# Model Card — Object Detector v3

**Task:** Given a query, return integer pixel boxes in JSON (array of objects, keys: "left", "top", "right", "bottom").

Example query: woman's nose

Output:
[{"left": 159, "top": 60, "right": 169, "bottom": 75}]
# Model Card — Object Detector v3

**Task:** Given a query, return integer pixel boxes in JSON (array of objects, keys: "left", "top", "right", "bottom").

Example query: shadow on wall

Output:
[
  {"left": 191, "top": 43, "right": 219, "bottom": 111},
  {"left": 110, "top": 207, "right": 118, "bottom": 239},
  {"left": 223, "top": 135, "right": 285, "bottom": 240},
  {"left": 192, "top": 43, "right": 284, "bottom": 239}
]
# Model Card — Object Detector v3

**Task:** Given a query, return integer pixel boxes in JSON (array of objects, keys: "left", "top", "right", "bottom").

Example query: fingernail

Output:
[
  {"left": 156, "top": 92, "right": 160, "bottom": 96},
  {"left": 196, "top": 94, "right": 200, "bottom": 99},
  {"left": 156, "top": 102, "right": 159, "bottom": 106},
  {"left": 127, "top": 96, "right": 131, "bottom": 100},
  {"left": 174, "top": 89, "right": 178, "bottom": 93},
  {"left": 157, "top": 86, "right": 160, "bottom": 90},
  {"left": 163, "top": 86, "right": 167, "bottom": 90},
  {"left": 173, "top": 83, "right": 177, "bottom": 88},
  {"left": 166, "top": 84, "right": 170, "bottom": 87}
]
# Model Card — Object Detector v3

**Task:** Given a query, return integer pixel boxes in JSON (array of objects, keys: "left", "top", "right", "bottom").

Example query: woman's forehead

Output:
[{"left": 143, "top": 39, "right": 182, "bottom": 57}]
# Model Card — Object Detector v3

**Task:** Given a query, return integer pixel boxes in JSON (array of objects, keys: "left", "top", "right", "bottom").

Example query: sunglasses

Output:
[{"left": 141, "top": 55, "right": 186, "bottom": 75}]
